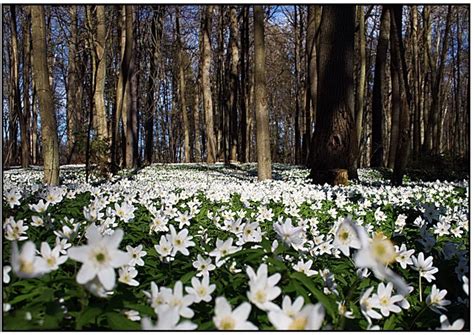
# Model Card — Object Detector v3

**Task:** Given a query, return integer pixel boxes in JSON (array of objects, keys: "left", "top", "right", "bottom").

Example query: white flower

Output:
[
  {"left": 292, "top": 259, "right": 318, "bottom": 277},
  {"left": 209, "top": 238, "right": 240, "bottom": 267},
  {"left": 11, "top": 241, "right": 48, "bottom": 278},
  {"left": 185, "top": 274, "right": 216, "bottom": 303},
  {"left": 426, "top": 284, "right": 450, "bottom": 313},
  {"left": 126, "top": 244, "right": 147, "bottom": 267},
  {"left": 371, "top": 282, "right": 404, "bottom": 317},
  {"left": 3, "top": 265, "right": 12, "bottom": 284},
  {"left": 410, "top": 252, "right": 438, "bottom": 283},
  {"left": 337, "top": 301, "right": 354, "bottom": 319},
  {"left": 462, "top": 276, "right": 469, "bottom": 295},
  {"left": 118, "top": 266, "right": 139, "bottom": 286},
  {"left": 68, "top": 224, "right": 130, "bottom": 290},
  {"left": 192, "top": 254, "right": 216, "bottom": 277},
  {"left": 29, "top": 199, "right": 49, "bottom": 213},
  {"left": 163, "top": 281, "right": 195, "bottom": 318},
  {"left": 144, "top": 281, "right": 172, "bottom": 312},
  {"left": 167, "top": 225, "right": 195, "bottom": 256},
  {"left": 31, "top": 216, "right": 44, "bottom": 227},
  {"left": 278, "top": 296, "right": 305, "bottom": 318},
  {"left": 176, "top": 211, "right": 191, "bottom": 229},
  {"left": 273, "top": 218, "right": 303, "bottom": 249},
  {"left": 141, "top": 306, "right": 197, "bottom": 330},
  {"left": 333, "top": 217, "right": 361, "bottom": 256},
  {"left": 4, "top": 189, "right": 21, "bottom": 208},
  {"left": 4, "top": 219, "right": 29, "bottom": 241},
  {"left": 395, "top": 243, "right": 414, "bottom": 269},
  {"left": 40, "top": 242, "right": 68, "bottom": 271},
  {"left": 149, "top": 214, "right": 169, "bottom": 234},
  {"left": 154, "top": 235, "right": 173, "bottom": 258},
  {"left": 213, "top": 296, "right": 257, "bottom": 330},
  {"left": 123, "top": 309, "right": 141, "bottom": 321},
  {"left": 114, "top": 202, "right": 136, "bottom": 223},
  {"left": 268, "top": 303, "right": 325, "bottom": 330},
  {"left": 55, "top": 237, "right": 72, "bottom": 255},
  {"left": 436, "top": 315, "right": 464, "bottom": 330},
  {"left": 374, "top": 207, "right": 386, "bottom": 222},
  {"left": 352, "top": 223, "right": 409, "bottom": 296},
  {"left": 359, "top": 287, "right": 382, "bottom": 323},
  {"left": 246, "top": 263, "right": 281, "bottom": 311}
]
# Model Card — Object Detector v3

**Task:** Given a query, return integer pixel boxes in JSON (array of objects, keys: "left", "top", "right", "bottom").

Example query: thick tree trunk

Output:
[
  {"left": 371, "top": 6, "right": 390, "bottom": 167},
  {"left": 390, "top": 5, "right": 411, "bottom": 185},
  {"left": 30, "top": 5, "right": 60, "bottom": 185},
  {"left": 254, "top": 5, "right": 272, "bottom": 180},
  {"left": 201, "top": 6, "right": 217, "bottom": 163},
  {"left": 309, "top": 5, "right": 356, "bottom": 185},
  {"left": 176, "top": 7, "right": 191, "bottom": 163}
]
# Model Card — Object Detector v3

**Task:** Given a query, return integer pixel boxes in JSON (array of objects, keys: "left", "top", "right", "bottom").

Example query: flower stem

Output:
[{"left": 418, "top": 273, "right": 422, "bottom": 302}]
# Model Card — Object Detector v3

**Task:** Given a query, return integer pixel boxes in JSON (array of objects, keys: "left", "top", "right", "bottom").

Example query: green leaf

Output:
[
  {"left": 291, "top": 272, "right": 337, "bottom": 320},
  {"left": 76, "top": 307, "right": 102, "bottom": 330},
  {"left": 180, "top": 271, "right": 196, "bottom": 284},
  {"left": 105, "top": 312, "right": 141, "bottom": 330},
  {"left": 383, "top": 314, "right": 397, "bottom": 330}
]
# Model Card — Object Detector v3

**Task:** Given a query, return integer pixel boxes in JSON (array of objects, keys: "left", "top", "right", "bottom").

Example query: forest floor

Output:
[{"left": 2, "top": 163, "right": 469, "bottom": 330}]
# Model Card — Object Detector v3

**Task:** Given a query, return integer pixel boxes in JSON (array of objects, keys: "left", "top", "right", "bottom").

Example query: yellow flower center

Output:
[
  {"left": 197, "top": 287, "right": 207, "bottom": 296},
  {"left": 19, "top": 259, "right": 34, "bottom": 274},
  {"left": 95, "top": 252, "right": 106, "bottom": 263},
  {"left": 380, "top": 296, "right": 390, "bottom": 306},
  {"left": 255, "top": 290, "right": 267, "bottom": 303},
  {"left": 175, "top": 239, "right": 183, "bottom": 246},
  {"left": 371, "top": 237, "right": 396, "bottom": 264},
  {"left": 289, "top": 316, "right": 308, "bottom": 330},
  {"left": 47, "top": 257, "right": 56, "bottom": 266},
  {"left": 220, "top": 316, "right": 235, "bottom": 330},
  {"left": 339, "top": 230, "right": 349, "bottom": 241}
]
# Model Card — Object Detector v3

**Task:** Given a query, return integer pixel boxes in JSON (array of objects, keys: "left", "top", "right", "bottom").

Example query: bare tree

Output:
[
  {"left": 254, "top": 5, "right": 272, "bottom": 180},
  {"left": 30, "top": 5, "right": 60, "bottom": 185}
]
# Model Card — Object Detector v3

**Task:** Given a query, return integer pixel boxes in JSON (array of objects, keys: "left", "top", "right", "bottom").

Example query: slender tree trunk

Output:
[
  {"left": 9, "top": 5, "right": 21, "bottom": 167},
  {"left": 422, "top": 6, "right": 432, "bottom": 152},
  {"left": 411, "top": 6, "right": 421, "bottom": 158},
  {"left": 228, "top": 5, "right": 239, "bottom": 162},
  {"left": 354, "top": 5, "right": 366, "bottom": 167},
  {"left": 294, "top": 6, "right": 302, "bottom": 165},
  {"left": 254, "top": 5, "right": 272, "bottom": 180},
  {"left": 201, "top": 6, "right": 217, "bottom": 163},
  {"left": 309, "top": 5, "right": 356, "bottom": 185},
  {"left": 371, "top": 6, "right": 390, "bottom": 167},
  {"left": 193, "top": 76, "right": 202, "bottom": 162},
  {"left": 30, "top": 5, "right": 60, "bottom": 185},
  {"left": 240, "top": 6, "right": 250, "bottom": 163},
  {"left": 20, "top": 6, "right": 31, "bottom": 168}
]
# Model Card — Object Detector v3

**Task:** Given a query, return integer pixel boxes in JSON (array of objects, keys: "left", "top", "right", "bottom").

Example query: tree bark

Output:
[
  {"left": 201, "top": 6, "right": 217, "bottom": 163},
  {"left": 254, "top": 5, "right": 272, "bottom": 180},
  {"left": 19, "top": 6, "right": 31, "bottom": 167},
  {"left": 176, "top": 7, "right": 191, "bottom": 163},
  {"left": 9, "top": 5, "right": 21, "bottom": 167},
  {"left": 390, "top": 5, "right": 411, "bottom": 185},
  {"left": 30, "top": 5, "right": 60, "bottom": 185},
  {"left": 371, "top": 6, "right": 390, "bottom": 167},
  {"left": 354, "top": 5, "right": 366, "bottom": 167},
  {"left": 228, "top": 5, "right": 239, "bottom": 162},
  {"left": 308, "top": 5, "right": 356, "bottom": 185},
  {"left": 294, "top": 6, "right": 302, "bottom": 165},
  {"left": 240, "top": 6, "right": 250, "bottom": 163}
]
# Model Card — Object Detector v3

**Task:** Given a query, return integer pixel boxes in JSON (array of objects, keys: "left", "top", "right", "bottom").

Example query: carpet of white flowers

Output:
[{"left": 2, "top": 163, "right": 469, "bottom": 330}]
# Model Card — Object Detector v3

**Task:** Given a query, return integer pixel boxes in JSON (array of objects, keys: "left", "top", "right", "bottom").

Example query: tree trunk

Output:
[
  {"left": 19, "top": 6, "right": 31, "bottom": 168},
  {"left": 30, "top": 5, "right": 60, "bottom": 185},
  {"left": 9, "top": 5, "right": 21, "bottom": 167},
  {"left": 308, "top": 5, "right": 356, "bottom": 185},
  {"left": 371, "top": 6, "right": 390, "bottom": 167},
  {"left": 193, "top": 76, "right": 202, "bottom": 162},
  {"left": 240, "top": 6, "right": 250, "bottom": 163},
  {"left": 390, "top": 5, "right": 411, "bottom": 185},
  {"left": 354, "top": 5, "right": 366, "bottom": 167},
  {"left": 294, "top": 6, "right": 302, "bottom": 165},
  {"left": 254, "top": 5, "right": 272, "bottom": 180},
  {"left": 422, "top": 6, "right": 432, "bottom": 152},
  {"left": 228, "top": 5, "right": 239, "bottom": 162},
  {"left": 201, "top": 6, "right": 217, "bottom": 163},
  {"left": 176, "top": 7, "right": 191, "bottom": 163},
  {"left": 66, "top": 5, "right": 81, "bottom": 164},
  {"left": 431, "top": 6, "right": 452, "bottom": 154}
]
